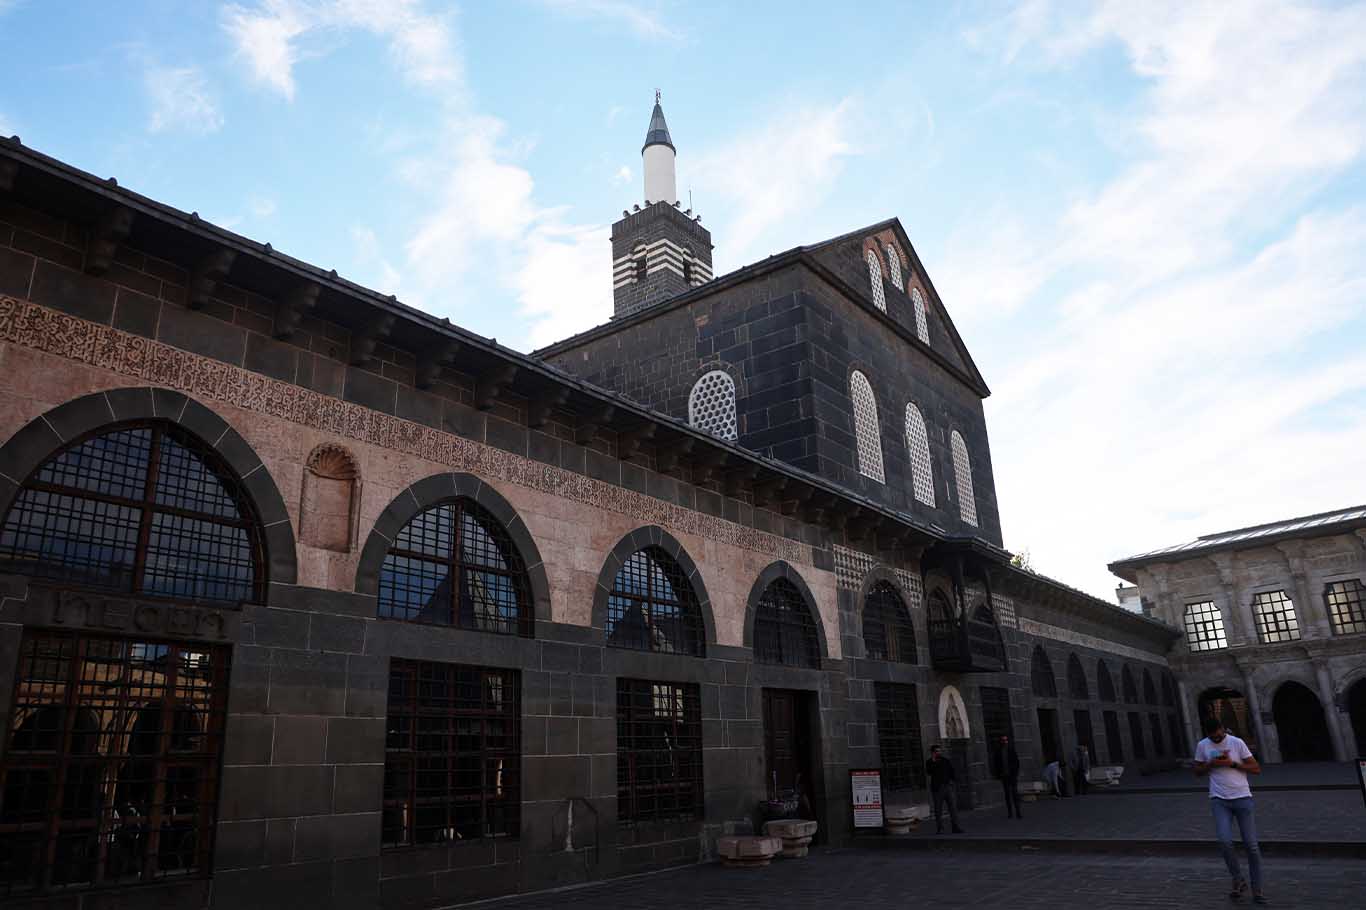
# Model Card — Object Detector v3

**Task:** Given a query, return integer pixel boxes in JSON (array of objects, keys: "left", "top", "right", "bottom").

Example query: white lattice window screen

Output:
[
  {"left": 911, "top": 288, "right": 929, "bottom": 343},
  {"left": 885, "top": 245, "right": 903, "bottom": 291},
  {"left": 849, "top": 371, "right": 885, "bottom": 482},
  {"left": 1183, "top": 601, "right": 1228, "bottom": 651},
  {"left": 1251, "top": 590, "right": 1301, "bottom": 643},
  {"left": 687, "top": 370, "right": 738, "bottom": 441},
  {"left": 904, "top": 403, "right": 935, "bottom": 506},
  {"left": 950, "top": 430, "right": 977, "bottom": 526},
  {"left": 866, "top": 250, "right": 887, "bottom": 312}
]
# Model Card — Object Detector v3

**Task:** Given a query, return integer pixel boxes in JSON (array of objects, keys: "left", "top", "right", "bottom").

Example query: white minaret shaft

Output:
[{"left": 642, "top": 92, "right": 677, "bottom": 205}]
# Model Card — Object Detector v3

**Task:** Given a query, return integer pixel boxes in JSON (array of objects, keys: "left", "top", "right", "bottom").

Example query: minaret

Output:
[{"left": 611, "top": 92, "right": 713, "bottom": 319}]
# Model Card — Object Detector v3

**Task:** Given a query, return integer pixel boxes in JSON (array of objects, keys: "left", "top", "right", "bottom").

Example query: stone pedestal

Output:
[
  {"left": 716, "top": 835, "right": 783, "bottom": 868},
  {"left": 882, "top": 806, "right": 923, "bottom": 836},
  {"left": 762, "top": 819, "right": 818, "bottom": 857}
]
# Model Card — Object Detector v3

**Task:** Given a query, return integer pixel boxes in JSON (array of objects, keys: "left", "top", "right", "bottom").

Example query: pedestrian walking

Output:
[
  {"left": 924, "top": 744, "right": 964, "bottom": 834},
  {"left": 1194, "top": 716, "right": 1266, "bottom": 904},
  {"left": 1043, "top": 754, "right": 1063, "bottom": 798},
  {"left": 1072, "top": 742, "right": 1091, "bottom": 796},
  {"left": 994, "top": 734, "right": 1023, "bottom": 818}
]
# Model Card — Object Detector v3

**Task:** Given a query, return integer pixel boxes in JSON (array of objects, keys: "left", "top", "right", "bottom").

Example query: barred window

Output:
[
  {"left": 884, "top": 244, "right": 903, "bottom": 291},
  {"left": 1325, "top": 580, "right": 1366, "bottom": 635},
  {"left": 866, "top": 250, "right": 887, "bottom": 312},
  {"left": 754, "top": 578, "right": 821, "bottom": 668},
  {"left": 862, "top": 582, "right": 916, "bottom": 663},
  {"left": 1031, "top": 646, "right": 1057, "bottom": 698},
  {"left": 0, "top": 631, "right": 228, "bottom": 896},
  {"left": 378, "top": 499, "right": 533, "bottom": 637},
  {"left": 1122, "top": 666, "right": 1139, "bottom": 704},
  {"left": 911, "top": 288, "right": 929, "bottom": 344},
  {"left": 1252, "top": 590, "right": 1300, "bottom": 643},
  {"left": 382, "top": 660, "right": 519, "bottom": 847},
  {"left": 967, "top": 601, "right": 1007, "bottom": 671},
  {"left": 1128, "top": 711, "right": 1146, "bottom": 759},
  {"left": 0, "top": 423, "right": 263, "bottom": 604},
  {"left": 606, "top": 547, "right": 705, "bottom": 656},
  {"left": 904, "top": 403, "right": 935, "bottom": 506},
  {"left": 1068, "top": 654, "right": 1089, "bottom": 700},
  {"left": 1143, "top": 669, "right": 1158, "bottom": 706},
  {"left": 687, "top": 370, "right": 738, "bottom": 442},
  {"left": 850, "top": 370, "right": 885, "bottom": 483},
  {"left": 949, "top": 431, "right": 977, "bottom": 526},
  {"left": 616, "top": 680, "right": 703, "bottom": 823},
  {"left": 1096, "top": 660, "right": 1116, "bottom": 702},
  {"left": 874, "top": 682, "right": 923, "bottom": 792},
  {"left": 1183, "top": 601, "right": 1228, "bottom": 652}
]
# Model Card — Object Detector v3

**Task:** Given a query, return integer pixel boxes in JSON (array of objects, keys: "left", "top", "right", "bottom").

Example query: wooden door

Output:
[{"left": 762, "top": 689, "right": 812, "bottom": 803}]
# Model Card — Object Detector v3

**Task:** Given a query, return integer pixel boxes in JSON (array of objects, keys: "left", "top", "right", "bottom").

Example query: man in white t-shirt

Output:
[{"left": 1193, "top": 716, "right": 1265, "bottom": 903}]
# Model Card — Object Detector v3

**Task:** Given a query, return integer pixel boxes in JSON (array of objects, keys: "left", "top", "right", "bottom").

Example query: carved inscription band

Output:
[{"left": 0, "top": 297, "right": 808, "bottom": 564}]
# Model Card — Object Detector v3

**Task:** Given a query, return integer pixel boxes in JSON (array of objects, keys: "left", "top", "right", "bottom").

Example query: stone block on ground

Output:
[
  {"left": 882, "top": 805, "right": 929, "bottom": 836},
  {"left": 716, "top": 835, "right": 783, "bottom": 868},
  {"left": 763, "top": 819, "right": 818, "bottom": 857}
]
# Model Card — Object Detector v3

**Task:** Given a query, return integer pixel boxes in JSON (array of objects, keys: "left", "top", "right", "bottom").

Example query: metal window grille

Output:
[
  {"left": 687, "top": 370, "right": 738, "bottom": 442},
  {"left": 1183, "top": 601, "right": 1227, "bottom": 652},
  {"left": 753, "top": 579, "right": 820, "bottom": 668},
  {"left": 862, "top": 582, "right": 916, "bottom": 663},
  {"left": 0, "top": 424, "right": 263, "bottom": 604},
  {"left": 1252, "top": 590, "right": 1300, "bottom": 643},
  {"left": 1325, "top": 580, "right": 1366, "bottom": 635},
  {"left": 949, "top": 431, "right": 977, "bottom": 526},
  {"left": 1127, "top": 711, "right": 1146, "bottom": 759},
  {"left": 911, "top": 288, "right": 929, "bottom": 344},
  {"left": 1148, "top": 713, "right": 1165, "bottom": 756},
  {"left": 377, "top": 499, "right": 533, "bottom": 637},
  {"left": 903, "top": 403, "right": 935, "bottom": 506},
  {"left": 1096, "top": 660, "right": 1116, "bottom": 702},
  {"left": 874, "top": 683, "right": 923, "bottom": 792},
  {"left": 1143, "top": 669, "right": 1158, "bottom": 706},
  {"left": 967, "top": 602, "right": 1006, "bottom": 671},
  {"left": 980, "top": 686, "right": 1013, "bottom": 776},
  {"left": 1031, "top": 647, "right": 1057, "bottom": 698},
  {"left": 850, "top": 371, "right": 885, "bottom": 483},
  {"left": 927, "top": 590, "right": 959, "bottom": 666},
  {"left": 0, "top": 631, "right": 229, "bottom": 896},
  {"left": 606, "top": 547, "right": 705, "bottom": 656},
  {"left": 381, "top": 660, "right": 520, "bottom": 848},
  {"left": 884, "top": 245, "right": 903, "bottom": 291},
  {"left": 1122, "top": 667, "right": 1139, "bottom": 704},
  {"left": 1067, "top": 655, "right": 1089, "bottom": 700},
  {"left": 616, "top": 680, "right": 703, "bottom": 824},
  {"left": 866, "top": 250, "right": 887, "bottom": 312}
]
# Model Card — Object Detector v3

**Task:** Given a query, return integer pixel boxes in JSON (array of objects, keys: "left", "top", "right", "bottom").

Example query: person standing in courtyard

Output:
[
  {"left": 924, "top": 744, "right": 964, "bottom": 834},
  {"left": 1194, "top": 716, "right": 1265, "bottom": 904},
  {"left": 1073, "top": 741, "right": 1091, "bottom": 796},
  {"left": 995, "top": 734, "right": 1023, "bottom": 818}
]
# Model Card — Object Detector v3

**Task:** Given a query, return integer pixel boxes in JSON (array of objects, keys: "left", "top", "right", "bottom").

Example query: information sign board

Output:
[{"left": 850, "top": 769, "right": 883, "bottom": 828}]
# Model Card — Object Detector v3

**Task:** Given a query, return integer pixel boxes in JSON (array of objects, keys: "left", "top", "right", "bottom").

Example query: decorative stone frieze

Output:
[{"left": 1016, "top": 616, "right": 1163, "bottom": 664}]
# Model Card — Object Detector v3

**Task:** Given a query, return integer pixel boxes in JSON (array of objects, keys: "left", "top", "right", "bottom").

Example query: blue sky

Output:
[{"left": 3, "top": 0, "right": 1365, "bottom": 600}]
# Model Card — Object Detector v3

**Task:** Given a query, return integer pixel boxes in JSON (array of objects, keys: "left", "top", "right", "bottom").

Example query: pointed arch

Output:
[
  {"left": 911, "top": 287, "right": 929, "bottom": 344},
  {"left": 1097, "top": 659, "right": 1116, "bottom": 703},
  {"left": 1068, "top": 654, "right": 1090, "bottom": 700},
  {"left": 949, "top": 430, "right": 977, "bottom": 526},
  {"left": 1031, "top": 646, "right": 1057, "bottom": 698},
  {"left": 903, "top": 402, "right": 935, "bottom": 506},
  {"left": 687, "top": 369, "right": 738, "bottom": 441},
  {"left": 1142, "top": 667, "right": 1159, "bottom": 706},
  {"left": 850, "top": 370, "right": 885, "bottom": 483},
  {"left": 592, "top": 526, "right": 714, "bottom": 656},
  {"left": 884, "top": 244, "right": 904, "bottom": 290},
  {"left": 745, "top": 562, "right": 826, "bottom": 667},
  {"left": 866, "top": 249, "right": 887, "bottom": 312},
  {"left": 1122, "top": 665, "right": 1139, "bottom": 704},
  {"left": 862, "top": 579, "right": 916, "bottom": 663}
]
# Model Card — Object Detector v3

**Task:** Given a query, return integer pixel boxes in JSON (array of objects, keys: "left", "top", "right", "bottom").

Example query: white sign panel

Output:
[{"left": 851, "top": 769, "right": 883, "bottom": 828}]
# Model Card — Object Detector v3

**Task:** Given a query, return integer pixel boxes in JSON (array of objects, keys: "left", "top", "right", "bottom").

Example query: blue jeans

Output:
[{"left": 1211, "top": 797, "right": 1262, "bottom": 891}]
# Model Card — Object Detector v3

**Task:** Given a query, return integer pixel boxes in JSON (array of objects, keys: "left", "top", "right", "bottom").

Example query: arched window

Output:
[
  {"left": 1068, "top": 654, "right": 1090, "bottom": 700},
  {"left": 634, "top": 245, "right": 648, "bottom": 282},
  {"left": 1183, "top": 600, "right": 1228, "bottom": 651},
  {"left": 0, "top": 423, "right": 263, "bottom": 603},
  {"left": 927, "top": 589, "right": 958, "bottom": 665},
  {"left": 850, "top": 370, "right": 885, "bottom": 483},
  {"left": 866, "top": 250, "right": 887, "bottom": 312},
  {"left": 1142, "top": 668, "right": 1159, "bottom": 706},
  {"left": 687, "top": 370, "right": 738, "bottom": 442},
  {"left": 606, "top": 546, "right": 705, "bottom": 656},
  {"left": 903, "top": 403, "right": 935, "bottom": 506},
  {"left": 1031, "top": 646, "right": 1057, "bottom": 698},
  {"left": 754, "top": 578, "right": 820, "bottom": 668},
  {"left": 1122, "top": 666, "right": 1139, "bottom": 704},
  {"left": 377, "top": 498, "right": 533, "bottom": 636},
  {"left": 1325, "top": 579, "right": 1366, "bottom": 635},
  {"left": 967, "top": 601, "right": 1006, "bottom": 671},
  {"left": 1097, "top": 660, "right": 1116, "bottom": 702},
  {"left": 911, "top": 288, "right": 929, "bottom": 344},
  {"left": 862, "top": 581, "right": 916, "bottom": 663},
  {"left": 949, "top": 430, "right": 977, "bottom": 526},
  {"left": 884, "top": 244, "right": 903, "bottom": 290}
]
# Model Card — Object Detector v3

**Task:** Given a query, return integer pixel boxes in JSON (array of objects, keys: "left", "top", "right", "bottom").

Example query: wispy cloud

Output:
[
  {"left": 145, "top": 65, "right": 223, "bottom": 134},
  {"left": 247, "top": 194, "right": 277, "bottom": 218},
  {"left": 536, "top": 0, "right": 681, "bottom": 41},
  {"left": 941, "top": 0, "right": 1366, "bottom": 595}
]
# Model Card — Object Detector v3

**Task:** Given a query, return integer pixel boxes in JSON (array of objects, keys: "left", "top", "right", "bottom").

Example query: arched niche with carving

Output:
[
  {"left": 300, "top": 443, "right": 361, "bottom": 552},
  {"left": 939, "top": 685, "right": 970, "bottom": 740}
]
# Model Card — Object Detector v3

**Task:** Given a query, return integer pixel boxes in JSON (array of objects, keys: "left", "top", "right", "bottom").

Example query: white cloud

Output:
[
  {"left": 941, "top": 0, "right": 1366, "bottom": 597},
  {"left": 145, "top": 65, "right": 223, "bottom": 134},
  {"left": 221, "top": 0, "right": 307, "bottom": 100},
  {"left": 612, "top": 165, "right": 632, "bottom": 185},
  {"left": 537, "top": 0, "right": 680, "bottom": 41},
  {"left": 248, "top": 195, "right": 277, "bottom": 217}
]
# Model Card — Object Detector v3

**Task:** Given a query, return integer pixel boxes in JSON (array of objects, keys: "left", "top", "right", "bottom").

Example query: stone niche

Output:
[{"left": 299, "top": 443, "right": 360, "bottom": 552}]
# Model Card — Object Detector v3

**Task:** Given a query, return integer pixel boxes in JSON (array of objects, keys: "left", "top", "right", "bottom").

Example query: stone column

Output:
[
  {"left": 1238, "top": 665, "right": 1271, "bottom": 759},
  {"left": 1177, "top": 677, "right": 1200, "bottom": 752},
  {"left": 1276, "top": 541, "right": 1330, "bottom": 638},
  {"left": 1312, "top": 659, "right": 1349, "bottom": 761},
  {"left": 1209, "top": 553, "right": 1253, "bottom": 647}
]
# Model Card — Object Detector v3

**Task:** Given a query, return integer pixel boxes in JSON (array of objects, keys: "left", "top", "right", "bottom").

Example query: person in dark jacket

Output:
[
  {"left": 924, "top": 744, "right": 964, "bottom": 834},
  {"left": 995, "top": 734, "right": 1023, "bottom": 818}
]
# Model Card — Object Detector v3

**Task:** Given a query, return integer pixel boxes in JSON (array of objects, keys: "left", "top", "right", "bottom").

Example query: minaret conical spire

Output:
[
  {"left": 643, "top": 89, "right": 675, "bottom": 153},
  {"left": 642, "top": 90, "right": 677, "bottom": 204}
]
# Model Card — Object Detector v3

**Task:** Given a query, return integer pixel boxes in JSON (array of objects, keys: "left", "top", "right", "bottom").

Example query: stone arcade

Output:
[{"left": 0, "top": 104, "right": 1177, "bottom": 910}]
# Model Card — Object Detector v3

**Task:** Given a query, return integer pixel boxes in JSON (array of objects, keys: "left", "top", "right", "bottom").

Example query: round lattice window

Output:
[{"left": 688, "top": 370, "right": 738, "bottom": 441}]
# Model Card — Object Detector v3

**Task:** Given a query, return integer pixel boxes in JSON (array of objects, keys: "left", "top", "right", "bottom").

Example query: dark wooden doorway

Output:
[
  {"left": 1037, "top": 707, "right": 1060, "bottom": 763},
  {"left": 762, "top": 689, "right": 818, "bottom": 822},
  {"left": 1103, "top": 710, "right": 1123, "bottom": 763},
  {"left": 1073, "top": 709, "right": 1095, "bottom": 763},
  {"left": 948, "top": 738, "right": 972, "bottom": 809},
  {"left": 1272, "top": 681, "right": 1334, "bottom": 762}
]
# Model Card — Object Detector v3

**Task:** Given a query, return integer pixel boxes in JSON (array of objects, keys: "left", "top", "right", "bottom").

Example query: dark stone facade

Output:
[{"left": 611, "top": 204, "right": 713, "bottom": 319}]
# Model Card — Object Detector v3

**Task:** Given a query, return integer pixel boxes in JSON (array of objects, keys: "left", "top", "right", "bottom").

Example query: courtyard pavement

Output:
[{"left": 1108, "top": 761, "right": 1359, "bottom": 792}]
